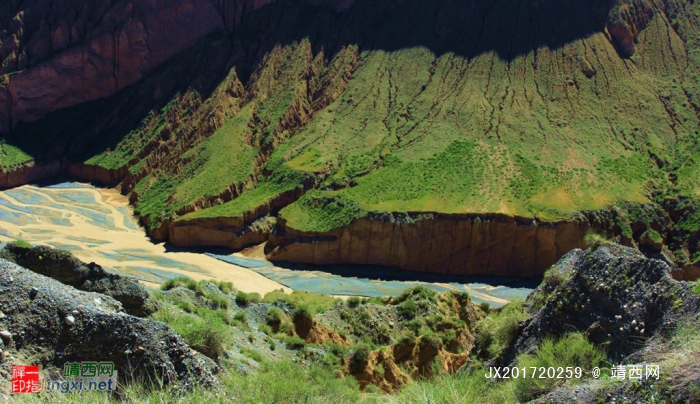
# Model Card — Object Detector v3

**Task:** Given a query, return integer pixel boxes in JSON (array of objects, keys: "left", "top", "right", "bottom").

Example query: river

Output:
[{"left": 0, "top": 182, "right": 535, "bottom": 307}]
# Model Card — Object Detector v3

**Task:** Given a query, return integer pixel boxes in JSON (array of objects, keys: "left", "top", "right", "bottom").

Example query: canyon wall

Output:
[
  {"left": 266, "top": 213, "right": 590, "bottom": 277},
  {"left": 0, "top": 0, "right": 350, "bottom": 132},
  {"left": 0, "top": 161, "right": 63, "bottom": 188}
]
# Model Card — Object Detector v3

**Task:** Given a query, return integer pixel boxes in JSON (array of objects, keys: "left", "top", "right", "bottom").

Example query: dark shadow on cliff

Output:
[
  {"left": 0, "top": 30, "right": 233, "bottom": 164},
  {"left": 0, "top": 0, "right": 621, "bottom": 164}
]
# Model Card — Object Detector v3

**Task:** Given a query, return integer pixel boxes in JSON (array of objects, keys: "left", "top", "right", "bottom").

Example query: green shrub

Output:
[
  {"left": 397, "top": 299, "right": 420, "bottom": 319},
  {"left": 396, "top": 286, "right": 437, "bottom": 304},
  {"left": 173, "top": 300, "right": 195, "bottom": 313},
  {"left": 153, "top": 305, "right": 229, "bottom": 359},
  {"left": 293, "top": 304, "right": 314, "bottom": 322},
  {"left": 347, "top": 296, "right": 362, "bottom": 308},
  {"left": 263, "top": 289, "right": 340, "bottom": 313},
  {"left": 161, "top": 276, "right": 203, "bottom": 295},
  {"left": 281, "top": 335, "right": 307, "bottom": 350},
  {"left": 583, "top": 229, "right": 611, "bottom": 249},
  {"left": 404, "top": 317, "right": 426, "bottom": 334},
  {"left": 266, "top": 307, "right": 285, "bottom": 325},
  {"left": 235, "top": 291, "right": 260, "bottom": 306},
  {"left": 479, "top": 302, "right": 491, "bottom": 313},
  {"left": 512, "top": 333, "right": 606, "bottom": 401},
  {"left": 233, "top": 311, "right": 247, "bottom": 325},
  {"left": 351, "top": 343, "right": 373, "bottom": 364},
  {"left": 279, "top": 321, "right": 295, "bottom": 335},
  {"left": 475, "top": 300, "right": 528, "bottom": 359},
  {"left": 213, "top": 281, "right": 234, "bottom": 294},
  {"left": 205, "top": 291, "right": 229, "bottom": 309}
]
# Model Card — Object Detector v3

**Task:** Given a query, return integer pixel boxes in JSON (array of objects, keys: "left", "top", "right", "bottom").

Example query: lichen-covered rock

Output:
[
  {"left": 501, "top": 244, "right": 700, "bottom": 365},
  {"left": 0, "top": 259, "right": 219, "bottom": 387}
]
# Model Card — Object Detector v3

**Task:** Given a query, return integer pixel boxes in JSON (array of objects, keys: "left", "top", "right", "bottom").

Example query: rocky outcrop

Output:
[
  {"left": 500, "top": 244, "right": 700, "bottom": 365},
  {"left": 0, "top": 259, "right": 219, "bottom": 387},
  {"left": 169, "top": 216, "right": 273, "bottom": 250},
  {"left": 346, "top": 336, "right": 468, "bottom": 391},
  {"left": 67, "top": 163, "right": 130, "bottom": 188},
  {"left": 167, "top": 183, "right": 313, "bottom": 248},
  {"left": 0, "top": 244, "right": 151, "bottom": 316},
  {"left": 606, "top": 0, "right": 656, "bottom": 56}
]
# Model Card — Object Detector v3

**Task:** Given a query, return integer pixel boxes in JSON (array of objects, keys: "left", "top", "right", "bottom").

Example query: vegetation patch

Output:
[
  {"left": 475, "top": 300, "right": 528, "bottom": 359},
  {"left": 263, "top": 289, "right": 341, "bottom": 313}
]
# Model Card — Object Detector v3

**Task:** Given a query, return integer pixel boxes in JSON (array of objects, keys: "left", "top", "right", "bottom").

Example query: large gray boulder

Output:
[
  {"left": 502, "top": 244, "right": 700, "bottom": 365},
  {"left": 0, "top": 244, "right": 151, "bottom": 316},
  {"left": 0, "top": 259, "right": 218, "bottom": 388}
]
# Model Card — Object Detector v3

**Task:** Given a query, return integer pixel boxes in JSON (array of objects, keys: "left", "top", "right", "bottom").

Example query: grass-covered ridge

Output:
[
  {"left": 1, "top": 0, "right": 699, "bottom": 237},
  {"left": 133, "top": 5, "right": 699, "bottom": 232}
]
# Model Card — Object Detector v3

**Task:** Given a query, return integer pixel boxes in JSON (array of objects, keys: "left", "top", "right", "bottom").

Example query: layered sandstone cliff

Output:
[{"left": 266, "top": 213, "right": 586, "bottom": 277}]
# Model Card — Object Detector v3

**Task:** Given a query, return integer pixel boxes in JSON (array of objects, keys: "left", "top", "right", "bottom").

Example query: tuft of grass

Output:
[
  {"left": 235, "top": 291, "right": 262, "bottom": 307},
  {"left": 9, "top": 239, "right": 32, "bottom": 248},
  {"left": 512, "top": 333, "right": 606, "bottom": 401},
  {"left": 293, "top": 304, "right": 314, "bottom": 322},
  {"left": 475, "top": 300, "right": 528, "bottom": 360},
  {"left": 205, "top": 291, "right": 229, "bottom": 309},
  {"left": 266, "top": 307, "right": 285, "bottom": 325},
  {"left": 350, "top": 343, "right": 373, "bottom": 367},
  {"left": 233, "top": 311, "right": 248, "bottom": 327},
  {"left": 173, "top": 300, "right": 196, "bottom": 313},
  {"left": 161, "top": 276, "right": 203, "bottom": 294},
  {"left": 152, "top": 304, "right": 229, "bottom": 360},
  {"left": 280, "top": 335, "right": 307, "bottom": 350},
  {"left": 584, "top": 229, "right": 612, "bottom": 249},
  {"left": 347, "top": 296, "right": 362, "bottom": 308},
  {"left": 240, "top": 347, "right": 265, "bottom": 363}
]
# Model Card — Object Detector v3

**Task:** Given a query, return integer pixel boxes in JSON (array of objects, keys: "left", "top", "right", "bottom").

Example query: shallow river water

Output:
[{"left": 0, "top": 182, "right": 534, "bottom": 307}]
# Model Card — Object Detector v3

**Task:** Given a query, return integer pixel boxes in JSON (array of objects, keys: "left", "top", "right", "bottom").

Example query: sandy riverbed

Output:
[{"left": 0, "top": 183, "right": 290, "bottom": 294}]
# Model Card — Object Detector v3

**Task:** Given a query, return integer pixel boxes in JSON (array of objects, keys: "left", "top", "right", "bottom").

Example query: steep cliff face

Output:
[
  {"left": 0, "top": 0, "right": 316, "bottom": 132},
  {"left": 266, "top": 201, "right": 700, "bottom": 277},
  {"left": 267, "top": 213, "right": 586, "bottom": 277},
  {"left": 0, "top": 160, "right": 62, "bottom": 188}
]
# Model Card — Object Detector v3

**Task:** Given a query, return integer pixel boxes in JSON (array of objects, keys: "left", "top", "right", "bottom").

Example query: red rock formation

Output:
[
  {"left": 68, "top": 163, "right": 130, "bottom": 187},
  {"left": 0, "top": 0, "right": 329, "bottom": 132},
  {"left": 606, "top": 0, "right": 656, "bottom": 57},
  {"left": 0, "top": 161, "right": 63, "bottom": 188},
  {"left": 168, "top": 216, "right": 272, "bottom": 250}
]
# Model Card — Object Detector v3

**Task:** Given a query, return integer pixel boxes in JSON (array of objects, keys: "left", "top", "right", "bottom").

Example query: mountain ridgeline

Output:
[{"left": 0, "top": 0, "right": 699, "bottom": 277}]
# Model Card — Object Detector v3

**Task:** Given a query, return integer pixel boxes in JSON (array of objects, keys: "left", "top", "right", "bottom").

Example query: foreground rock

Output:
[
  {"left": 0, "top": 244, "right": 151, "bottom": 316},
  {"left": 0, "top": 259, "right": 218, "bottom": 387},
  {"left": 502, "top": 244, "right": 700, "bottom": 365}
]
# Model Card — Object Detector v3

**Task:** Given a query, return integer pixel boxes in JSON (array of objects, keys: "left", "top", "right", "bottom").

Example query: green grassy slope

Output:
[
  {"left": 98, "top": 0, "right": 700, "bottom": 231},
  {"left": 1, "top": 0, "right": 699, "bottom": 236}
]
